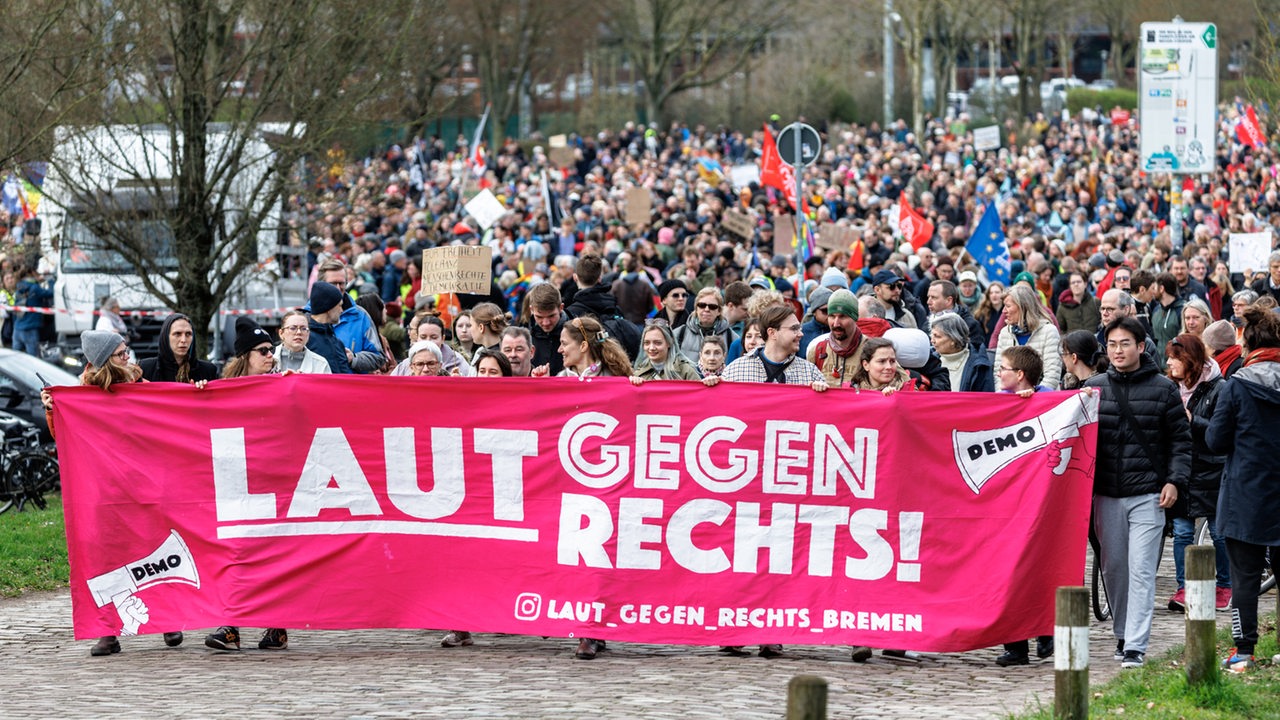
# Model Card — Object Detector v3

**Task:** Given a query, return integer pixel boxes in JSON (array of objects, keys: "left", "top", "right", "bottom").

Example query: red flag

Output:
[
  {"left": 847, "top": 238, "right": 865, "bottom": 274},
  {"left": 1236, "top": 105, "right": 1266, "bottom": 149},
  {"left": 898, "top": 199, "right": 935, "bottom": 250},
  {"left": 760, "top": 125, "right": 797, "bottom": 210}
]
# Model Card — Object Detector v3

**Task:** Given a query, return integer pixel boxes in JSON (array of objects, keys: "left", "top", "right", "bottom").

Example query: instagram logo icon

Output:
[{"left": 513, "top": 592, "right": 543, "bottom": 621}]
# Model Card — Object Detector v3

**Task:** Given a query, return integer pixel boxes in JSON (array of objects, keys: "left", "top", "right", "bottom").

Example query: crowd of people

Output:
[{"left": 37, "top": 107, "right": 1280, "bottom": 670}]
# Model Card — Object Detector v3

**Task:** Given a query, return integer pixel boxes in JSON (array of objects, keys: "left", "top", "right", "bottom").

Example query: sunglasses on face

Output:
[
  {"left": 696, "top": 303, "right": 721, "bottom": 311},
  {"left": 250, "top": 346, "right": 273, "bottom": 357}
]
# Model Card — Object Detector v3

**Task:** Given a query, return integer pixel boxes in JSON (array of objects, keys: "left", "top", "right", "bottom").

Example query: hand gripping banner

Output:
[{"left": 54, "top": 376, "right": 1098, "bottom": 651}]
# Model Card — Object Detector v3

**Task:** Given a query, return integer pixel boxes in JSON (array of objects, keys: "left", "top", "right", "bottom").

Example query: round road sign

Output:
[{"left": 777, "top": 123, "right": 821, "bottom": 168}]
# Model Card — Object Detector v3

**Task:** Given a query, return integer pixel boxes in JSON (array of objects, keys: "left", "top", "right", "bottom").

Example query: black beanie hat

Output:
[
  {"left": 233, "top": 316, "right": 272, "bottom": 357},
  {"left": 657, "top": 279, "right": 687, "bottom": 300},
  {"left": 310, "top": 281, "right": 344, "bottom": 315}
]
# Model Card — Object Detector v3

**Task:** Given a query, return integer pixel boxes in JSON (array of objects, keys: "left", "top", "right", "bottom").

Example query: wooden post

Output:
[
  {"left": 785, "top": 675, "right": 827, "bottom": 720},
  {"left": 1054, "top": 586, "right": 1089, "bottom": 720},
  {"left": 1185, "top": 545, "right": 1219, "bottom": 685}
]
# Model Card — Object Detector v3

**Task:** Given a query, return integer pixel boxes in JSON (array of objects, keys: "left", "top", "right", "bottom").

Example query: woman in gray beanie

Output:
[{"left": 41, "top": 330, "right": 185, "bottom": 655}]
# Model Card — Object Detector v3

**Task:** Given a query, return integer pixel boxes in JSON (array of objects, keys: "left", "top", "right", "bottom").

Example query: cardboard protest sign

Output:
[
  {"left": 973, "top": 125, "right": 1001, "bottom": 151},
  {"left": 722, "top": 209, "right": 755, "bottom": 239},
  {"left": 625, "top": 187, "right": 651, "bottom": 226},
  {"left": 421, "top": 246, "right": 493, "bottom": 295}
]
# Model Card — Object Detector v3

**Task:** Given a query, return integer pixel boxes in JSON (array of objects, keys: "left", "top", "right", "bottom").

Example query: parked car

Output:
[
  {"left": 1041, "top": 77, "right": 1087, "bottom": 114},
  {"left": 0, "top": 349, "right": 80, "bottom": 443}
]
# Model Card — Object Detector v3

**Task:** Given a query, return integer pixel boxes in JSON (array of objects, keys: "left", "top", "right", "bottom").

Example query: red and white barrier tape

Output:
[{"left": 0, "top": 305, "right": 300, "bottom": 318}]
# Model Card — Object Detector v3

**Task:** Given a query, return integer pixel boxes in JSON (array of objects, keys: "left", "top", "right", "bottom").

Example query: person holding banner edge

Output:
[
  {"left": 41, "top": 330, "right": 187, "bottom": 656},
  {"left": 707, "top": 304, "right": 827, "bottom": 657}
]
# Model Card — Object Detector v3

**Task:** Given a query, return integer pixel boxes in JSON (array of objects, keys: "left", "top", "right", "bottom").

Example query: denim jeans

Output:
[
  {"left": 1172, "top": 516, "right": 1231, "bottom": 588},
  {"left": 12, "top": 326, "right": 39, "bottom": 356}
]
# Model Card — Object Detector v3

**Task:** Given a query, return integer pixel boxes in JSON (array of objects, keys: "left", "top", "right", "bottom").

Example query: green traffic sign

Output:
[{"left": 1202, "top": 25, "right": 1216, "bottom": 49}]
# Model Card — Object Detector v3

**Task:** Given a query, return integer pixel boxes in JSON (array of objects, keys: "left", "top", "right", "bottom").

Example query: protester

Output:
[
  {"left": 806, "top": 289, "right": 864, "bottom": 387},
  {"left": 500, "top": 326, "right": 539, "bottom": 377},
  {"left": 1055, "top": 272, "right": 1100, "bottom": 335},
  {"left": 1203, "top": 319, "right": 1243, "bottom": 378},
  {"left": 929, "top": 313, "right": 992, "bottom": 392},
  {"left": 316, "top": 259, "right": 386, "bottom": 373},
  {"left": 994, "top": 285, "right": 1062, "bottom": 390},
  {"left": 405, "top": 340, "right": 446, "bottom": 376},
  {"left": 204, "top": 319, "right": 289, "bottom": 651},
  {"left": 523, "top": 283, "right": 567, "bottom": 376},
  {"left": 1060, "top": 330, "right": 1106, "bottom": 389},
  {"left": 558, "top": 316, "right": 632, "bottom": 380},
  {"left": 273, "top": 310, "right": 332, "bottom": 373},
  {"left": 697, "top": 335, "right": 727, "bottom": 377},
  {"left": 1205, "top": 306, "right": 1280, "bottom": 673},
  {"left": 850, "top": 336, "right": 918, "bottom": 395},
  {"left": 305, "top": 282, "right": 354, "bottom": 374},
  {"left": 13, "top": 264, "right": 51, "bottom": 356},
  {"left": 706, "top": 304, "right": 826, "bottom": 658},
  {"left": 631, "top": 321, "right": 701, "bottom": 382},
  {"left": 674, "top": 287, "right": 735, "bottom": 363},
  {"left": 1085, "top": 316, "right": 1191, "bottom": 669},
  {"left": 42, "top": 330, "right": 185, "bottom": 656},
  {"left": 473, "top": 346, "right": 513, "bottom": 377},
  {"left": 139, "top": 314, "right": 219, "bottom": 383},
  {"left": 451, "top": 310, "right": 477, "bottom": 364},
  {"left": 1162, "top": 333, "right": 1230, "bottom": 615}
]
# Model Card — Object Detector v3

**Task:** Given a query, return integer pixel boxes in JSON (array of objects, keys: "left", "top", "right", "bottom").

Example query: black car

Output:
[{"left": 0, "top": 349, "right": 80, "bottom": 443}]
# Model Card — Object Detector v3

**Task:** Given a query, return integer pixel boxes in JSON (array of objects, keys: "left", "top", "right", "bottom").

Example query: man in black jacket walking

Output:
[{"left": 1085, "top": 316, "right": 1192, "bottom": 669}]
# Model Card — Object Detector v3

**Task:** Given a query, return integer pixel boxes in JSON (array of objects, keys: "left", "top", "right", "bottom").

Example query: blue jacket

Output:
[
  {"left": 306, "top": 317, "right": 353, "bottom": 374},
  {"left": 1206, "top": 361, "right": 1280, "bottom": 545},
  {"left": 800, "top": 317, "right": 827, "bottom": 359},
  {"left": 14, "top": 279, "right": 52, "bottom": 331},
  {"left": 957, "top": 349, "right": 994, "bottom": 392}
]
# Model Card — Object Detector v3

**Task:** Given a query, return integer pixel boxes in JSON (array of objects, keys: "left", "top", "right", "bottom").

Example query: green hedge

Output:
[{"left": 1066, "top": 88, "right": 1139, "bottom": 115}]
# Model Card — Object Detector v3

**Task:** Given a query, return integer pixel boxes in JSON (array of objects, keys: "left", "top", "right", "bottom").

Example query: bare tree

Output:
[
  {"left": 601, "top": 0, "right": 786, "bottom": 127},
  {"left": 45, "top": 0, "right": 418, "bottom": 355}
]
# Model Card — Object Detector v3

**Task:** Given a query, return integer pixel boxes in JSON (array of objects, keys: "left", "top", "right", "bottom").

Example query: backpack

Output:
[{"left": 599, "top": 312, "right": 641, "bottom": 360}]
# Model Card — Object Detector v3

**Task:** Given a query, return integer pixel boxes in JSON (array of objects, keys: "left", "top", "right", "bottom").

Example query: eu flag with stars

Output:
[{"left": 967, "top": 201, "right": 1010, "bottom": 285}]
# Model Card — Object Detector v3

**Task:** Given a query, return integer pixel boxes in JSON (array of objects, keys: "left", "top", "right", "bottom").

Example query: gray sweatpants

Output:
[{"left": 1093, "top": 493, "right": 1164, "bottom": 654}]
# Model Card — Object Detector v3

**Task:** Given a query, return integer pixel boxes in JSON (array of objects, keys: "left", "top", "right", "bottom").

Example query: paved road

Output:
[{"left": 0, "top": 571, "right": 1202, "bottom": 720}]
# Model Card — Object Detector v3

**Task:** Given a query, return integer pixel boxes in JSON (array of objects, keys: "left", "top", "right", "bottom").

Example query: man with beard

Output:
[{"left": 806, "top": 289, "right": 865, "bottom": 386}]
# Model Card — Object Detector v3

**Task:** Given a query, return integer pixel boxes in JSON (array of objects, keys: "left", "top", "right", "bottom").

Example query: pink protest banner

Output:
[{"left": 54, "top": 376, "right": 1098, "bottom": 650}]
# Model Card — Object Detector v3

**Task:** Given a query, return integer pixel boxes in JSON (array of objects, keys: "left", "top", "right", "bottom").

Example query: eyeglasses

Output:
[
  {"left": 250, "top": 346, "right": 274, "bottom": 357},
  {"left": 1100, "top": 306, "right": 1118, "bottom": 313},
  {"left": 667, "top": 292, "right": 687, "bottom": 299},
  {"left": 696, "top": 303, "right": 721, "bottom": 311},
  {"left": 784, "top": 324, "right": 803, "bottom": 332},
  {"left": 111, "top": 349, "right": 130, "bottom": 361},
  {"left": 411, "top": 361, "right": 440, "bottom": 371},
  {"left": 1106, "top": 339, "right": 1136, "bottom": 350},
  {"left": 282, "top": 325, "right": 309, "bottom": 334}
]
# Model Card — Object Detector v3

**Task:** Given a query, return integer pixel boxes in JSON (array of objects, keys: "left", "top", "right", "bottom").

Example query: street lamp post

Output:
[{"left": 883, "top": 0, "right": 894, "bottom": 130}]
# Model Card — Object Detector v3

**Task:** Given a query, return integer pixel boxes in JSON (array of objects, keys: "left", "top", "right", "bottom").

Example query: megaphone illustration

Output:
[
  {"left": 952, "top": 391, "right": 1099, "bottom": 495},
  {"left": 86, "top": 530, "right": 200, "bottom": 636}
]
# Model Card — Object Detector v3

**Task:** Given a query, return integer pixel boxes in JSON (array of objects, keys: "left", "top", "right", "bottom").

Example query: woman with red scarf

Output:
[{"left": 1203, "top": 319, "right": 1244, "bottom": 379}]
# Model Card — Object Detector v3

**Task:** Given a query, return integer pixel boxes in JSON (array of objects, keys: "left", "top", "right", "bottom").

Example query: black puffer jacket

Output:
[
  {"left": 1184, "top": 375, "right": 1225, "bottom": 518},
  {"left": 1084, "top": 355, "right": 1192, "bottom": 498},
  {"left": 1206, "top": 360, "right": 1280, "bottom": 545}
]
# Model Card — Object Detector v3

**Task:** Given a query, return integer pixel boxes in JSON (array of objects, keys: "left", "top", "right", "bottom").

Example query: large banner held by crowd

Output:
[{"left": 54, "top": 377, "right": 1098, "bottom": 651}]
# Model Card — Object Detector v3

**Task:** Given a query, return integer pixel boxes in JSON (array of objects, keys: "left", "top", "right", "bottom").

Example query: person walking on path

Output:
[{"left": 1085, "top": 316, "right": 1191, "bottom": 670}]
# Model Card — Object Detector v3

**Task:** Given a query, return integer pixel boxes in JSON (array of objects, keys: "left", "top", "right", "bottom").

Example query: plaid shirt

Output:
[{"left": 721, "top": 348, "right": 824, "bottom": 385}]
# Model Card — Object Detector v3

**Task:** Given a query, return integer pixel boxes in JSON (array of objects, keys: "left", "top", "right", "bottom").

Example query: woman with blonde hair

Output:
[
  {"left": 41, "top": 331, "right": 184, "bottom": 655},
  {"left": 994, "top": 284, "right": 1063, "bottom": 389},
  {"left": 450, "top": 310, "right": 476, "bottom": 363},
  {"left": 469, "top": 302, "right": 508, "bottom": 355},
  {"left": 558, "top": 316, "right": 632, "bottom": 379},
  {"left": 631, "top": 321, "right": 701, "bottom": 383}
]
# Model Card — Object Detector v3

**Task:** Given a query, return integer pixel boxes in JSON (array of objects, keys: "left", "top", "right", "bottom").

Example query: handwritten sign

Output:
[
  {"left": 817, "top": 223, "right": 859, "bottom": 252},
  {"left": 464, "top": 189, "right": 507, "bottom": 231},
  {"left": 1228, "top": 231, "right": 1273, "bottom": 274},
  {"left": 973, "top": 125, "right": 1000, "bottom": 151},
  {"left": 421, "top": 246, "right": 493, "bottom": 295}
]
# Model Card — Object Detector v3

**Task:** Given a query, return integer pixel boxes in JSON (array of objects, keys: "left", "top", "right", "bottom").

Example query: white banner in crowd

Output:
[{"left": 1228, "top": 232, "right": 1272, "bottom": 274}]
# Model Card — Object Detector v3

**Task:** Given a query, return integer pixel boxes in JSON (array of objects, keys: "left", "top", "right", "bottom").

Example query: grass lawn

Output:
[
  {"left": 0, "top": 495, "right": 69, "bottom": 597},
  {"left": 1015, "top": 610, "right": 1280, "bottom": 719}
]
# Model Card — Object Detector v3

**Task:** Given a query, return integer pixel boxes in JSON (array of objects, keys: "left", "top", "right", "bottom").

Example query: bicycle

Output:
[{"left": 0, "top": 423, "right": 60, "bottom": 515}]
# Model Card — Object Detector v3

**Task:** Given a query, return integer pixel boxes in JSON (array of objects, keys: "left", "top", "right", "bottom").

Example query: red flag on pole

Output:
[
  {"left": 898, "top": 199, "right": 935, "bottom": 250},
  {"left": 759, "top": 125, "right": 797, "bottom": 210},
  {"left": 1236, "top": 105, "right": 1266, "bottom": 149}
]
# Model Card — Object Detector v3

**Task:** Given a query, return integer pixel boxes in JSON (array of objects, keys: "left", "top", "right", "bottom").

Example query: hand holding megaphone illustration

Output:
[
  {"left": 952, "top": 391, "right": 1099, "bottom": 494},
  {"left": 85, "top": 530, "right": 199, "bottom": 636}
]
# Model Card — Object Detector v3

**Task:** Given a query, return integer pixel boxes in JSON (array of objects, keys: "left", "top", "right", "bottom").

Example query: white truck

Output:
[{"left": 36, "top": 123, "right": 306, "bottom": 361}]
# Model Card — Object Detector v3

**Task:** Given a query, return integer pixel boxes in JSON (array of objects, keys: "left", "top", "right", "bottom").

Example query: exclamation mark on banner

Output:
[{"left": 896, "top": 512, "right": 924, "bottom": 582}]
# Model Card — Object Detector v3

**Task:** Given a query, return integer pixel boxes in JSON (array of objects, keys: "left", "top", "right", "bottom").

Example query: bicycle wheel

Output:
[
  {"left": 1092, "top": 551, "right": 1112, "bottom": 621},
  {"left": 1263, "top": 548, "right": 1276, "bottom": 595},
  {"left": 1195, "top": 517, "right": 1211, "bottom": 546},
  {"left": 9, "top": 452, "right": 59, "bottom": 511}
]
